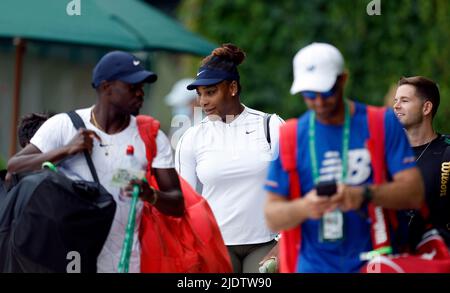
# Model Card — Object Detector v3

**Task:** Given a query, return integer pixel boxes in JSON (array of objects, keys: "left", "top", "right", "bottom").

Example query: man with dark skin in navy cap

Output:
[{"left": 8, "top": 51, "right": 184, "bottom": 272}]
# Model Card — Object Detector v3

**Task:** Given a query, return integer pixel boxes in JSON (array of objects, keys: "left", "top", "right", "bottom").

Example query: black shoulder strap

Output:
[
  {"left": 66, "top": 111, "right": 100, "bottom": 184},
  {"left": 263, "top": 114, "right": 273, "bottom": 148}
]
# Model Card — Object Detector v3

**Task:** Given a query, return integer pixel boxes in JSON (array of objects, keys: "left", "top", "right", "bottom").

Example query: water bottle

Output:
[
  {"left": 117, "top": 145, "right": 143, "bottom": 273},
  {"left": 111, "top": 145, "right": 145, "bottom": 198}
]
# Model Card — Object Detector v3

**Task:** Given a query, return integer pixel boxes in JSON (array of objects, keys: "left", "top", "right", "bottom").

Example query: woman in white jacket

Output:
[{"left": 175, "top": 44, "right": 283, "bottom": 273}]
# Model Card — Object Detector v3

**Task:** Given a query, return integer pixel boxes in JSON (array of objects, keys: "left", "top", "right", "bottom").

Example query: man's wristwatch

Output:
[
  {"left": 142, "top": 184, "right": 158, "bottom": 205},
  {"left": 148, "top": 186, "right": 158, "bottom": 205},
  {"left": 362, "top": 185, "right": 373, "bottom": 205}
]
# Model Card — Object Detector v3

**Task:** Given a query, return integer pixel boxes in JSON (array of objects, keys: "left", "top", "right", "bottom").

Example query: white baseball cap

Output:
[{"left": 290, "top": 43, "right": 344, "bottom": 95}]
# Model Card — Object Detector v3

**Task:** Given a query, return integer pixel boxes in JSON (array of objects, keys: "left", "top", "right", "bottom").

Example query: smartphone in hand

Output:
[{"left": 315, "top": 180, "right": 337, "bottom": 197}]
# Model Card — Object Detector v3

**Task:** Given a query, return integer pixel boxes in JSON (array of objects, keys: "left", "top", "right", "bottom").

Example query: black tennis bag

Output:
[{"left": 0, "top": 112, "right": 116, "bottom": 272}]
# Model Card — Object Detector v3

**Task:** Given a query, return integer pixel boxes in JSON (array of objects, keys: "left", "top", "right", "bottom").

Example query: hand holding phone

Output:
[{"left": 315, "top": 180, "right": 337, "bottom": 197}]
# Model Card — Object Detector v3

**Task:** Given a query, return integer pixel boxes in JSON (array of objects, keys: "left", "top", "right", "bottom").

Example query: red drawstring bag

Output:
[{"left": 136, "top": 115, "right": 233, "bottom": 273}]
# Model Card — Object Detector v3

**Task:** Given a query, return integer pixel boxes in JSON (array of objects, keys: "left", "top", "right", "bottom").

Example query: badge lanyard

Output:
[
  {"left": 309, "top": 101, "right": 351, "bottom": 242},
  {"left": 308, "top": 101, "right": 350, "bottom": 184}
]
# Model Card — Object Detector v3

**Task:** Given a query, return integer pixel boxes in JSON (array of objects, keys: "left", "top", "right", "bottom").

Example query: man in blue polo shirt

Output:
[{"left": 264, "top": 43, "right": 424, "bottom": 273}]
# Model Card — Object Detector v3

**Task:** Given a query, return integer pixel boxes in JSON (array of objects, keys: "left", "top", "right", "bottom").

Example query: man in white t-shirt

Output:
[{"left": 7, "top": 51, "right": 184, "bottom": 273}]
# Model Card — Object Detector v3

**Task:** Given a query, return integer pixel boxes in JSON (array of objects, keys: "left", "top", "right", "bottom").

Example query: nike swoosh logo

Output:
[
  {"left": 245, "top": 130, "right": 256, "bottom": 134},
  {"left": 133, "top": 60, "right": 140, "bottom": 66},
  {"left": 197, "top": 70, "right": 206, "bottom": 76}
]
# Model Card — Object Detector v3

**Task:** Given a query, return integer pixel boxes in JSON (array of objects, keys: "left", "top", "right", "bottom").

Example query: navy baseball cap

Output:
[
  {"left": 92, "top": 51, "right": 157, "bottom": 88},
  {"left": 186, "top": 66, "right": 239, "bottom": 90}
]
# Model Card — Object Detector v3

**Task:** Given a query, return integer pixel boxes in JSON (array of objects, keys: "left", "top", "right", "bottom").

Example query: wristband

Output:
[{"left": 362, "top": 185, "right": 373, "bottom": 205}]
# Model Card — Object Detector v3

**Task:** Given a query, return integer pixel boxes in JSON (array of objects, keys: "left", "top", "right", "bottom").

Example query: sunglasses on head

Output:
[{"left": 300, "top": 81, "right": 338, "bottom": 100}]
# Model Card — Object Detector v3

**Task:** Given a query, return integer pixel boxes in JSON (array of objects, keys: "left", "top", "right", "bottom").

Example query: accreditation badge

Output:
[{"left": 320, "top": 209, "right": 344, "bottom": 242}]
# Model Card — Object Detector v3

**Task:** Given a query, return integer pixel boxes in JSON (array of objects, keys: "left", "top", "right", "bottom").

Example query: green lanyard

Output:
[{"left": 308, "top": 101, "right": 351, "bottom": 184}]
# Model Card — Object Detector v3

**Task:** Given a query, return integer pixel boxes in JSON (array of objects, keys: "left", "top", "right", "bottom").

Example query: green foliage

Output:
[
  {"left": 178, "top": 0, "right": 449, "bottom": 132},
  {"left": 0, "top": 155, "right": 5, "bottom": 170}
]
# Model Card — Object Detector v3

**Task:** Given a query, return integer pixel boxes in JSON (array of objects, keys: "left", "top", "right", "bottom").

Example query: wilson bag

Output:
[
  {"left": 361, "top": 228, "right": 450, "bottom": 273},
  {"left": 0, "top": 111, "right": 116, "bottom": 273}
]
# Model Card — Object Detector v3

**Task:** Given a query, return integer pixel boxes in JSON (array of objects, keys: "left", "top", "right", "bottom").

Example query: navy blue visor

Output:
[{"left": 187, "top": 67, "right": 239, "bottom": 90}]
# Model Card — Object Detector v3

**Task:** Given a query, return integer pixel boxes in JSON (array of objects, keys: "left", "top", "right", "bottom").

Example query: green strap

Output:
[
  {"left": 42, "top": 161, "right": 57, "bottom": 172},
  {"left": 309, "top": 101, "right": 351, "bottom": 184},
  {"left": 361, "top": 246, "right": 393, "bottom": 260},
  {"left": 118, "top": 184, "right": 140, "bottom": 273}
]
